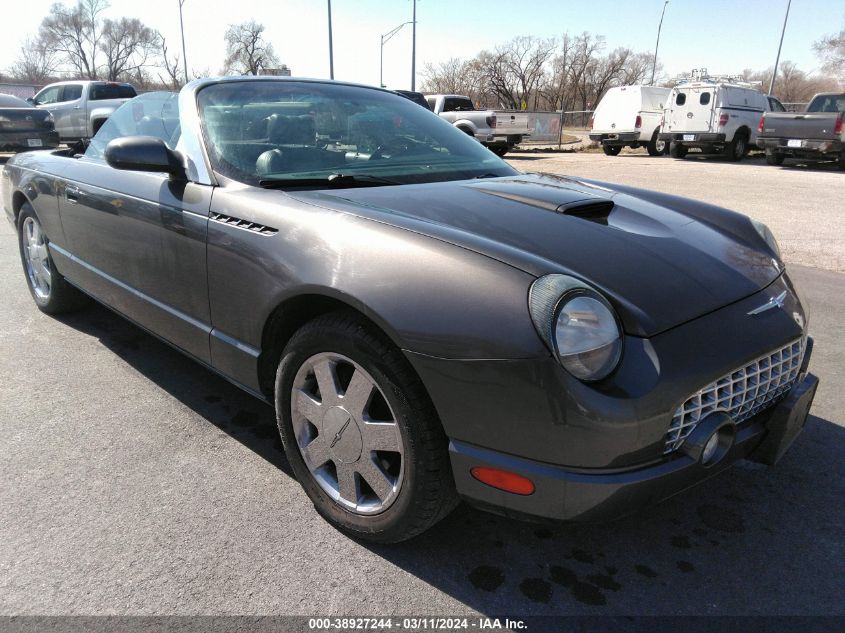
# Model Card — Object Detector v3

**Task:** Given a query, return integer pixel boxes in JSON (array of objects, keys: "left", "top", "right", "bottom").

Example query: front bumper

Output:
[
  {"left": 0, "top": 130, "right": 60, "bottom": 152},
  {"left": 589, "top": 132, "right": 640, "bottom": 145},
  {"left": 659, "top": 132, "right": 726, "bottom": 147},
  {"left": 757, "top": 137, "right": 842, "bottom": 156},
  {"left": 451, "top": 371, "right": 817, "bottom": 523}
]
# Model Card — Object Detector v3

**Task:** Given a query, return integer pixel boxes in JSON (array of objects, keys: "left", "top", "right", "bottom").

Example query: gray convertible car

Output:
[{"left": 2, "top": 77, "right": 818, "bottom": 542}]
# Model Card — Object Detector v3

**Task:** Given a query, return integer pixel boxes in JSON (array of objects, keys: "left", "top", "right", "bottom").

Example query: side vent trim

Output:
[{"left": 210, "top": 212, "right": 278, "bottom": 235}]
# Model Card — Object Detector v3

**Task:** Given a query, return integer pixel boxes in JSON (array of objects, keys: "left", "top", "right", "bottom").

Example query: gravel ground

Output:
[{"left": 1, "top": 153, "right": 844, "bottom": 618}]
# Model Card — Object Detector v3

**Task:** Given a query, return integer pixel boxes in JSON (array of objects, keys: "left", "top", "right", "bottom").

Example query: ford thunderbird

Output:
[{"left": 2, "top": 78, "right": 818, "bottom": 542}]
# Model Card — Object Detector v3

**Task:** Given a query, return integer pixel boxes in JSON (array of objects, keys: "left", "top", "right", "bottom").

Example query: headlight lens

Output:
[
  {"left": 553, "top": 291, "right": 622, "bottom": 381},
  {"left": 751, "top": 218, "right": 781, "bottom": 258}
]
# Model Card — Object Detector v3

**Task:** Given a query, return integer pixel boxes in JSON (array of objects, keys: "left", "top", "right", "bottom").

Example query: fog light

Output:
[{"left": 702, "top": 433, "right": 720, "bottom": 464}]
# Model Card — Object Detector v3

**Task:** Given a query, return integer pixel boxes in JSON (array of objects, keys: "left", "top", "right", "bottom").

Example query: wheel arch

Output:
[
  {"left": 11, "top": 190, "right": 32, "bottom": 225},
  {"left": 256, "top": 289, "right": 408, "bottom": 399}
]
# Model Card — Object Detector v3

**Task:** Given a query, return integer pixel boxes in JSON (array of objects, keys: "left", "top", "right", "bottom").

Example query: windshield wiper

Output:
[{"left": 259, "top": 173, "right": 402, "bottom": 189}]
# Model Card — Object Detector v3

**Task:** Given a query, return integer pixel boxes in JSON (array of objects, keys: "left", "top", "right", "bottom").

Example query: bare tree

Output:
[
  {"left": 100, "top": 17, "right": 158, "bottom": 81},
  {"left": 158, "top": 37, "right": 183, "bottom": 90},
  {"left": 39, "top": 0, "right": 108, "bottom": 79},
  {"left": 223, "top": 21, "right": 280, "bottom": 75},
  {"left": 9, "top": 36, "right": 58, "bottom": 83},
  {"left": 814, "top": 24, "right": 845, "bottom": 81}
]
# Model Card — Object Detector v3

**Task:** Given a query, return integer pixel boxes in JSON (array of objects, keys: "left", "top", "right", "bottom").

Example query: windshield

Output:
[{"left": 196, "top": 80, "right": 516, "bottom": 187}]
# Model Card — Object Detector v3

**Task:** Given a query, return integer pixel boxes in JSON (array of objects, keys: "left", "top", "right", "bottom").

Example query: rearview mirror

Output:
[{"left": 105, "top": 136, "right": 186, "bottom": 179}]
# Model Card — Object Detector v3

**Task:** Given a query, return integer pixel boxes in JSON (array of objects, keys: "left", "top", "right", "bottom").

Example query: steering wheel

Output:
[{"left": 369, "top": 137, "right": 412, "bottom": 161}]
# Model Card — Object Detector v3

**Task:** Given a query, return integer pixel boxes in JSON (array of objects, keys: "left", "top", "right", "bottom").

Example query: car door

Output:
[
  {"left": 32, "top": 85, "right": 63, "bottom": 129},
  {"left": 55, "top": 92, "right": 213, "bottom": 362},
  {"left": 41, "top": 84, "right": 84, "bottom": 138}
]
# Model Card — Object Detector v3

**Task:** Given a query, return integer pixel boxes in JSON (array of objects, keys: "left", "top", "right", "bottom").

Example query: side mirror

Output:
[
  {"left": 27, "top": 97, "right": 37, "bottom": 105},
  {"left": 105, "top": 136, "right": 186, "bottom": 179}
]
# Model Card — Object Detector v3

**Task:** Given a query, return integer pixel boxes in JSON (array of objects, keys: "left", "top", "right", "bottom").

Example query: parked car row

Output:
[
  {"left": 0, "top": 80, "right": 137, "bottom": 153},
  {"left": 590, "top": 80, "right": 845, "bottom": 169}
]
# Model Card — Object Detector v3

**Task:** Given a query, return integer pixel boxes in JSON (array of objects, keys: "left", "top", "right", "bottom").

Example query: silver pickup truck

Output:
[
  {"left": 29, "top": 81, "right": 138, "bottom": 142},
  {"left": 425, "top": 94, "right": 531, "bottom": 156},
  {"left": 757, "top": 92, "right": 845, "bottom": 168}
]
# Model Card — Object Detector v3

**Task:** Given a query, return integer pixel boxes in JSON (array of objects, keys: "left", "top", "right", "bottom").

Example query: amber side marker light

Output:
[{"left": 470, "top": 467, "right": 535, "bottom": 495}]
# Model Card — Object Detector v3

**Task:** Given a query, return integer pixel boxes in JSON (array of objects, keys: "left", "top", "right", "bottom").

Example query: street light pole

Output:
[
  {"left": 769, "top": 0, "right": 792, "bottom": 95},
  {"left": 178, "top": 0, "right": 188, "bottom": 84},
  {"left": 411, "top": 0, "right": 417, "bottom": 91},
  {"left": 650, "top": 0, "right": 669, "bottom": 85},
  {"left": 380, "top": 22, "right": 412, "bottom": 88},
  {"left": 327, "top": 0, "right": 335, "bottom": 79}
]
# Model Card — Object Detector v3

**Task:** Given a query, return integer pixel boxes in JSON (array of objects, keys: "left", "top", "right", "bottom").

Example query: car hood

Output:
[{"left": 288, "top": 173, "right": 782, "bottom": 337}]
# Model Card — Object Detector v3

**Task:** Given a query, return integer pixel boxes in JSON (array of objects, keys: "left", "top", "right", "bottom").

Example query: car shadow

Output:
[{"left": 54, "top": 299, "right": 845, "bottom": 615}]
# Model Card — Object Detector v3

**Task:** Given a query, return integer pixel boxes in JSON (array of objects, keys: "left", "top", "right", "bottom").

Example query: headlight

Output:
[
  {"left": 751, "top": 218, "right": 781, "bottom": 258},
  {"left": 529, "top": 274, "right": 623, "bottom": 382}
]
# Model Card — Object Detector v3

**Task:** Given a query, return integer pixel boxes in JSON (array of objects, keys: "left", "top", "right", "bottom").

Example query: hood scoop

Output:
[
  {"left": 473, "top": 181, "right": 615, "bottom": 225},
  {"left": 556, "top": 200, "right": 615, "bottom": 225}
]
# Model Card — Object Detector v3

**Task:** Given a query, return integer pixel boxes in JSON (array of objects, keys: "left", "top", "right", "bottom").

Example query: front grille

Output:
[{"left": 665, "top": 338, "right": 806, "bottom": 454}]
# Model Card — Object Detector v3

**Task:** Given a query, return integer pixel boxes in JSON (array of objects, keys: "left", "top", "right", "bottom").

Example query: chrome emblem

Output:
[
  {"left": 747, "top": 290, "right": 787, "bottom": 315},
  {"left": 330, "top": 417, "right": 351, "bottom": 448},
  {"left": 687, "top": 112, "right": 694, "bottom": 118}
]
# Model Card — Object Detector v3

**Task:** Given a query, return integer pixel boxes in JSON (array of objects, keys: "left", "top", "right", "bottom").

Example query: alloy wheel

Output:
[
  {"left": 291, "top": 352, "right": 404, "bottom": 515},
  {"left": 22, "top": 216, "right": 51, "bottom": 300}
]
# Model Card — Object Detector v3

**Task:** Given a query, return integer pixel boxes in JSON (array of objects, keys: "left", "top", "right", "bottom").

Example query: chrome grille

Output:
[{"left": 665, "top": 338, "right": 806, "bottom": 453}]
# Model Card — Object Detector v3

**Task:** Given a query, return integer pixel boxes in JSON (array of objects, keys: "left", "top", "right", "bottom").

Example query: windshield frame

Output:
[{"left": 194, "top": 79, "right": 517, "bottom": 189}]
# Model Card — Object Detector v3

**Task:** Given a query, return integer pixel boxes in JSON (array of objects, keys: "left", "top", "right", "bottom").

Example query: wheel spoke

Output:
[
  {"left": 342, "top": 368, "right": 374, "bottom": 416},
  {"left": 300, "top": 435, "right": 330, "bottom": 468},
  {"left": 361, "top": 421, "right": 400, "bottom": 452},
  {"left": 336, "top": 462, "right": 359, "bottom": 503},
  {"left": 294, "top": 388, "right": 322, "bottom": 423},
  {"left": 357, "top": 458, "right": 394, "bottom": 502},
  {"left": 313, "top": 359, "right": 340, "bottom": 404}
]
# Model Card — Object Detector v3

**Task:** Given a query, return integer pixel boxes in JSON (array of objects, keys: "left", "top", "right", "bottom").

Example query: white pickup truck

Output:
[
  {"left": 425, "top": 94, "right": 531, "bottom": 156},
  {"left": 29, "top": 80, "right": 137, "bottom": 142}
]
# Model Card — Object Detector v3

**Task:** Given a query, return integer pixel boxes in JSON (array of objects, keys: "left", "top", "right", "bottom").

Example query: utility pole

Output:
[
  {"left": 411, "top": 0, "right": 417, "bottom": 91},
  {"left": 327, "top": 0, "right": 335, "bottom": 79},
  {"left": 769, "top": 0, "right": 792, "bottom": 95},
  {"left": 178, "top": 0, "right": 188, "bottom": 84},
  {"left": 650, "top": 0, "right": 669, "bottom": 85},
  {"left": 381, "top": 22, "right": 412, "bottom": 88}
]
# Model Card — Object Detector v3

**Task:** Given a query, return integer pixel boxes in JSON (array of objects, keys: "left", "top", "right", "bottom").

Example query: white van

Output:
[
  {"left": 659, "top": 81, "right": 785, "bottom": 161},
  {"left": 589, "top": 86, "right": 672, "bottom": 156}
]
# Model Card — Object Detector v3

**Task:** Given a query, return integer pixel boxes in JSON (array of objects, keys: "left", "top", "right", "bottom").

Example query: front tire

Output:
[
  {"left": 646, "top": 132, "right": 666, "bottom": 156},
  {"left": 669, "top": 142, "right": 688, "bottom": 159},
  {"left": 602, "top": 144, "right": 622, "bottom": 156},
  {"left": 724, "top": 131, "right": 748, "bottom": 161},
  {"left": 766, "top": 150, "right": 786, "bottom": 166},
  {"left": 17, "top": 203, "right": 86, "bottom": 314},
  {"left": 275, "top": 312, "right": 457, "bottom": 542}
]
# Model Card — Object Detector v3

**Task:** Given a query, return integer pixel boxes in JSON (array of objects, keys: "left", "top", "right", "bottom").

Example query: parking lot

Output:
[{"left": 1, "top": 152, "right": 844, "bottom": 616}]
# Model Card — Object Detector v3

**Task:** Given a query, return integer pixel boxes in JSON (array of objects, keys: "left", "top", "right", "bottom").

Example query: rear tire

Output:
[
  {"left": 275, "top": 311, "right": 458, "bottom": 543},
  {"left": 646, "top": 132, "right": 666, "bottom": 156},
  {"left": 602, "top": 145, "right": 622, "bottom": 156},
  {"left": 766, "top": 150, "right": 786, "bottom": 166},
  {"left": 669, "top": 142, "right": 688, "bottom": 159},
  {"left": 17, "top": 203, "right": 87, "bottom": 315},
  {"left": 724, "top": 131, "right": 749, "bottom": 161},
  {"left": 491, "top": 146, "right": 509, "bottom": 157}
]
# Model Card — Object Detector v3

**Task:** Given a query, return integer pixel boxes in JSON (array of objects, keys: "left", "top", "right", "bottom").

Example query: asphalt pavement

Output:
[{"left": 0, "top": 153, "right": 843, "bottom": 617}]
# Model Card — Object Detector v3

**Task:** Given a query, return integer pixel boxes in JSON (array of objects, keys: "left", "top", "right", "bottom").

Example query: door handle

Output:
[
  {"left": 65, "top": 185, "right": 82, "bottom": 204},
  {"left": 74, "top": 106, "right": 81, "bottom": 109}
]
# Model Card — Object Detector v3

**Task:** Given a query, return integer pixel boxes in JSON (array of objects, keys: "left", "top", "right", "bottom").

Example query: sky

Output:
[{"left": 0, "top": 0, "right": 842, "bottom": 89}]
